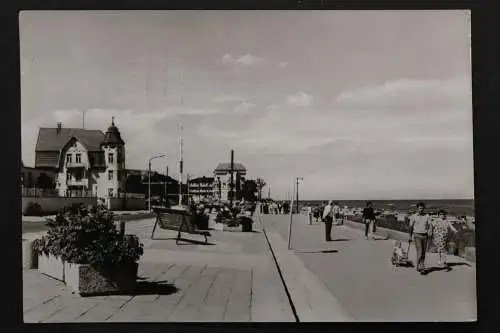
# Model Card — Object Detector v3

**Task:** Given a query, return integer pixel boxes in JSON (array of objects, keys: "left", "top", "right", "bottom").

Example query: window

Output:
[
  {"left": 66, "top": 154, "right": 72, "bottom": 163},
  {"left": 108, "top": 153, "right": 114, "bottom": 164},
  {"left": 75, "top": 170, "right": 83, "bottom": 180},
  {"left": 108, "top": 188, "right": 114, "bottom": 197},
  {"left": 108, "top": 170, "right": 114, "bottom": 180},
  {"left": 75, "top": 153, "right": 81, "bottom": 163},
  {"left": 66, "top": 172, "right": 71, "bottom": 181}
]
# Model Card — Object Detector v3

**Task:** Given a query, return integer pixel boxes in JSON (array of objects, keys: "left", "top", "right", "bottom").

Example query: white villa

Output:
[{"left": 34, "top": 119, "right": 126, "bottom": 199}]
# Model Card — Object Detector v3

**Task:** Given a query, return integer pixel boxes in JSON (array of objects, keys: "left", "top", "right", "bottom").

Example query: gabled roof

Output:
[
  {"left": 35, "top": 128, "right": 105, "bottom": 152},
  {"left": 190, "top": 176, "right": 215, "bottom": 183},
  {"left": 214, "top": 162, "right": 246, "bottom": 172}
]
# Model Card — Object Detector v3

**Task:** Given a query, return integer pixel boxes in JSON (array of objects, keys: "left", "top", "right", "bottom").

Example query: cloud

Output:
[
  {"left": 178, "top": 108, "right": 223, "bottom": 116},
  {"left": 222, "top": 53, "right": 235, "bottom": 65},
  {"left": 236, "top": 54, "right": 264, "bottom": 67},
  {"left": 279, "top": 62, "right": 288, "bottom": 68},
  {"left": 285, "top": 92, "right": 314, "bottom": 108},
  {"left": 195, "top": 77, "right": 473, "bottom": 199},
  {"left": 335, "top": 77, "right": 471, "bottom": 111},
  {"left": 212, "top": 94, "right": 246, "bottom": 104},
  {"left": 221, "top": 53, "right": 265, "bottom": 68},
  {"left": 234, "top": 101, "right": 255, "bottom": 114}
]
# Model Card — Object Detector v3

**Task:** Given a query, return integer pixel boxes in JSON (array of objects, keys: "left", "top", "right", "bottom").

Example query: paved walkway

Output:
[
  {"left": 261, "top": 213, "right": 477, "bottom": 322},
  {"left": 23, "top": 217, "right": 294, "bottom": 322}
]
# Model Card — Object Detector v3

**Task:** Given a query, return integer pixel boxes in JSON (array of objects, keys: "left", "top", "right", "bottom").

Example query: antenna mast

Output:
[
  {"left": 179, "top": 124, "right": 184, "bottom": 206},
  {"left": 178, "top": 63, "right": 185, "bottom": 206}
]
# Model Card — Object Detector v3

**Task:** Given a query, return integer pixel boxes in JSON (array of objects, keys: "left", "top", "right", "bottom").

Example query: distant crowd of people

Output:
[{"left": 260, "top": 200, "right": 290, "bottom": 215}]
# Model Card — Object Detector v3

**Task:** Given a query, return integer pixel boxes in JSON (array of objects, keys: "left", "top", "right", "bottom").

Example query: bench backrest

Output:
[{"left": 154, "top": 207, "right": 194, "bottom": 232}]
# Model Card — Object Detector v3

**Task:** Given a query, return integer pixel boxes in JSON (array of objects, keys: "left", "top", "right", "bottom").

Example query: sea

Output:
[{"left": 289, "top": 199, "right": 475, "bottom": 217}]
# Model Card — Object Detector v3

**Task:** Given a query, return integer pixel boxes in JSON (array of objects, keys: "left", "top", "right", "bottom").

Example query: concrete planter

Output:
[
  {"left": 22, "top": 239, "right": 38, "bottom": 269},
  {"left": 38, "top": 254, "right": 65, "bottom": 281},
  {"left": 64, "top": 261, "right": 138, "bottom": 296}
]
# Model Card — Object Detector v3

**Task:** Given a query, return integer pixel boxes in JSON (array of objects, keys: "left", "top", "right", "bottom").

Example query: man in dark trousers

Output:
[
  {"left": 362, "top": 201, "right": 376, "bottom": 239},
  {"left": 322, "top": 200, "right": 334, "bottom": 241}
]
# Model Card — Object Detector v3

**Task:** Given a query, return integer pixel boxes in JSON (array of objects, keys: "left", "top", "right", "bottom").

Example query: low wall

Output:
[
  {"left": 108, "top": 197, "right": 146, "bottom": 211},
  {"left": 22, "top": 196, "right": 97, "bottom": 215}
]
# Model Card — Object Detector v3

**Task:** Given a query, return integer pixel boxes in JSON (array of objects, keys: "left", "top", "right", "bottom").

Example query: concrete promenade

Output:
[
  {"left": 23, "top": 217, "right": 295, "bottom": 322},
  {"left": 261, "top": 212, "right": 477, "bottom": 322}
]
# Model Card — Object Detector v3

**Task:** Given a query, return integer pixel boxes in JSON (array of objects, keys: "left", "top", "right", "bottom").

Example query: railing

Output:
[
  {"left": 67, "top": 178, "right": 88, "bottom": 186},
  {"left": 64, "top": 190, "right": 96, "bottom": 198},
  {"left": 113, "top": 193, "right": 146, "bottom": 199},
  {"left": 22, "top": 187, "right": 59, "bottom": 197},
  {"left": 66, "top": 161, "right": 86, "bottom": 168}
]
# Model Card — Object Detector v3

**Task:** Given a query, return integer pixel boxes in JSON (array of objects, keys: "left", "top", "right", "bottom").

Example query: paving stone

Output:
[
  {"left": 73, "top": 297, "right": 132, "bottom": 322},
  {"left": 24, "top": 296, "right": 67, "bottom": 323},
  {"left": 41, "top": 297, "right": 100, "bottom": 322},
  {"left": 167, "top": 267, "right": 220, "bottom": 321},
  {"left": 202, "top": 268, "right": 236, "bottom": 309}
]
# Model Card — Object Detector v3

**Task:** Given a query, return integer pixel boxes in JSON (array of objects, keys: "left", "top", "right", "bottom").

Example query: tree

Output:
[
  {"left": 36, "top": 173, "right": 54, "bottom": 189},
  {"left": 255, "top": 178, "right": 266, "bottom": 200},
  {"left": 241, "top": 179, "right": 258, "bottom": 202}
]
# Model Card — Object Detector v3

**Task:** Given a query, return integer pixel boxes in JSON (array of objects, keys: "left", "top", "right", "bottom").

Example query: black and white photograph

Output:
[{"left": 20, "top": 10, "right": 475, "bottom": 322}]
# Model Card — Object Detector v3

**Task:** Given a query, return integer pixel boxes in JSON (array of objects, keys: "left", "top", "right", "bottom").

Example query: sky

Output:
[{"left": 20, "top": 10, "right": 473, "bottom": 200}]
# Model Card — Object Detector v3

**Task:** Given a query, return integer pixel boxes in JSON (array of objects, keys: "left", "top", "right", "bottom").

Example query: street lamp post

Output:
[
  {"left": 148, "top": 154, "right": 166, "bottom": 212},
  {"left": 164, "top": 165, "right": 169, "bottom": 206},
  {"left": 296, "top": 177, "right": 303, "bottom": 215}
]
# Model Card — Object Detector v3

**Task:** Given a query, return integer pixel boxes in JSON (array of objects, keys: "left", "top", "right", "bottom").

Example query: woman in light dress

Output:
[{"left": 431, "top": 209, "right": 458, "bottom": 268}]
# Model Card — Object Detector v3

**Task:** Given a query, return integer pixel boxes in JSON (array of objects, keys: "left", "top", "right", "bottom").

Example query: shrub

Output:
[
  {"left": 33, "top": 203, "right": 143, "bottom": 269},
  {"left": 24, "top": 201, "right": 43, "bottom": 216}
]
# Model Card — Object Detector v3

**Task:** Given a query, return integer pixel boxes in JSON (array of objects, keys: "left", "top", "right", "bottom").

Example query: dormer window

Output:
[
  {"left": 108, "top": 153, "right": 114, "bottom": 164},
  {"left": 66, "top": 154, "right": 72, "bottom": 163}
]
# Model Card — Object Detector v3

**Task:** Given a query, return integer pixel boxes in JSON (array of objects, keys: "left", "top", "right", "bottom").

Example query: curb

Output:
[{"left": 259, "top": 211, "right": 354, "bottom": 322}]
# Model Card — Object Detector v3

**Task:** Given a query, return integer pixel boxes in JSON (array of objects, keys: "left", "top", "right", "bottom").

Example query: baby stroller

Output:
[{"left": 391, "top": 241, "right": 413, "bottom": 267}]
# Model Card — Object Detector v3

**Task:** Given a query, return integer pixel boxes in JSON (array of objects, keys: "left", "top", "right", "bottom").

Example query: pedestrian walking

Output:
[
  {"left": 340, "top": 205, "right": 348, "bottom": 225},
  {"left": 322, "top": 200, "right": 334, "bottom": 241},
  {"left": 362, "top": 202, "right": 376, "bottom": 239},
  {"left": 430, "top": 209, "right": 458, "bottom": 268},
  {"left": 313, "top": 205, "right": 322, "bottom": 222},
  {"left": 332, "top": 202, "right": 341, "bottom": 225},
  {"left": 408, "top": 202, "right": 433, "bottom": 274},
  {"left": 307, "top": 206, "right": 313, "bottom": 225}
]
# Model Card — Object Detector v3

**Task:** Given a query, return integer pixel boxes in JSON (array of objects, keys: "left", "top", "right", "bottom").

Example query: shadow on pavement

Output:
[
  {"left": 151, "top": 237, "right": 216, "bottom": 246},
  {"left": 80, "top": 280, "right": 180, "bottom": 297},
  {"left": 447, "top": 262, "right": 472, "bottom": 268},
  {"left": 331, "top": 238, "right": 351, "bottom": 242},
  {"left": 294, "top": 249, "right": 339, "bottom": 254},
  {"left": 422, "top": 262, "right": 471, "bottom": 275},
  {"left": 131, "top": 280, "right": 180, "bottom": 296}
]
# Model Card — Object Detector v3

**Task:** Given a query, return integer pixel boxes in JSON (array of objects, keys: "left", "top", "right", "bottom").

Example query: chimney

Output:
[{"left": 56, "top": 122, "right": 62, "bottom": 134}]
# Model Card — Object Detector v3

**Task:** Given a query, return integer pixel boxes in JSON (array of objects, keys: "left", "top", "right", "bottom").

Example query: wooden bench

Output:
[{"left": 151, "top": 207, "right": 212, "bottom": 244}]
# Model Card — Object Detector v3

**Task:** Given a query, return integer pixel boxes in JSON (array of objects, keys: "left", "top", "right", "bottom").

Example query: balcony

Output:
[
  {"left": 67, "top": 178, "right": 88, "bottom": 186},
  {"left": 66, "top": 161, "right": 86, "bottom": 169}
]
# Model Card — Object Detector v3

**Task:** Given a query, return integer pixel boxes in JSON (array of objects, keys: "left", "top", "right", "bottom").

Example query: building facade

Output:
[
  {"left": 213, "top": 163, "right": 246, "bottom": 202},
  {"left": 188, "top": 176, "right": 214, "bottom": 203},
  {"left": 34, "top": 119, "right": 126, "bottom": 199},
  {"left": 21, "top": 161, "right": 57, "bottom": 196}
]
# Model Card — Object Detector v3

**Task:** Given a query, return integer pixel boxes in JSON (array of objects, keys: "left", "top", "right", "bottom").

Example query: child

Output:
[{"left": 391, "top": 240, "right": 412, "bottom": 267}]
